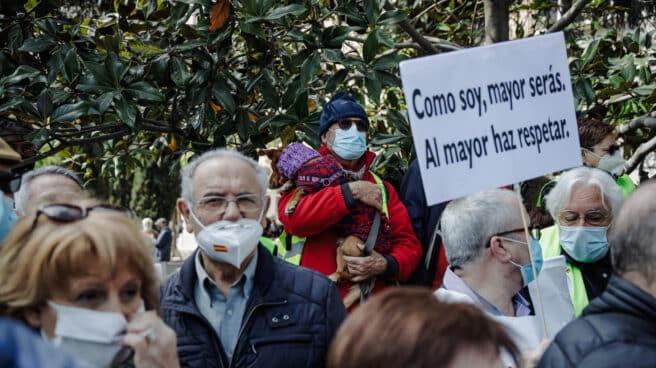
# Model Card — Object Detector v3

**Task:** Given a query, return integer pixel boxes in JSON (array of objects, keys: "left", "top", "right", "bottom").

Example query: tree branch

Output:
[
  {"left": 15, "top": 130, "right": 130, "bottom": 169},
  {"left": 547, "top": 0, "right": 591, "bottom": 33},
  {"left": 615, "top": 112, "right": 656, "bottom": 135},
  {"left": 625, "top": 134, "right": 656, "bottom": 173},
  {"left": 383, "top": 2, "right": 439, "bottom": 54}
]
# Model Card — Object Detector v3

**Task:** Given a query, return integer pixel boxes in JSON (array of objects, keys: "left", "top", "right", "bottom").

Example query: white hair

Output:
[
  {"left": 15, "top": 165, "right": 83, "bottom": 215},
  {"left": 180, "top": 149, "right": 268, "bottom": 206},
  {"left": 545, "top": 167, "right": 624, "bottom": 222},
  {"left": 440, "top": 189, "right": 521, "bottom": 268}
]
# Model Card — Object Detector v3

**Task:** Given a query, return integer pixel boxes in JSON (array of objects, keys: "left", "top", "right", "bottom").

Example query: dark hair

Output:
[
  {"left": 577, "top": 117, "right": 614, "bottom": 149},
  {"left": 327, "top": 287, "right": 520, "bottom": 368}
]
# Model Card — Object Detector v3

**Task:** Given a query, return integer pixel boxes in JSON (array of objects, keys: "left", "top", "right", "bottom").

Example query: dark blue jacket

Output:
[
  {"left": 160, "top": 244, "right": 347, "bottom": 368},
  {"left": 537, "top": 275, "right": 656, "bottom": 368},
  {"left": 155, "top": 226, "right": 172, "bottom": 262},
  {"left": 0, "top": 318, "right": 79, "bottom": 368},
  {"left": 399, "top": 159, "right": 446, "bottom": 286}
]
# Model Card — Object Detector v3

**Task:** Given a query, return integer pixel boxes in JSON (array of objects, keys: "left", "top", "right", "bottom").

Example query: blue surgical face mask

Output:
[
  {"left": 504, "top": 237, "right": 544, "bottom": 286},
  {"left": 332, "top": 125, "right": 367, "bottom": 160},
  {"left": 559, "top": 226, "right": 609, "bottom": 263},
  {"left": 0, "top": 195, "right": 18, "bottom": 244}
]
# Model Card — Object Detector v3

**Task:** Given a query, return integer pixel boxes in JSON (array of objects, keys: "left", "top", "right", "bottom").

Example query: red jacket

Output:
[{"left": 278, "top": 145, "right": 422, "bottom": 302}]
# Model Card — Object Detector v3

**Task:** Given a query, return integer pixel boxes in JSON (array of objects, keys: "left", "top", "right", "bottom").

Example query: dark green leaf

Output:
[
  {"left": 170, "top": 57, "right": 190, "bottom": 87},
  {"left": 63, "top": 48, "right": 81, "bottom": 83},
  {"left": 373, "top": 54, "right": 404, "bottom": 70},
  {"left": 96, "top": 92, "right": 115, "bottom": 113},
  {"left": 18, "top": 38, "right": 57, "bottom": 53},
  {"left": 236, "top": 109, "right": 251, "bottom": 141},
  {"left": 37, "top": 90, "right": 53, "bottom": 118},
  {"left": 320, "top": 26, "right": 350, "bottom": 49},
  {"left": 363, "top": 30, "right": 379, "bottom": 64},
  {"left": 293, "top": 90, "right": 308, "bottom": 119},
  {"left": 142, "top": 0, "right": 157, "bottom": 19},
  {"left": 300, "top": 52, "right": 320, "bottom": 87},
  {"left": 115, "top": 97, "right": 137, "bottom": 128},
  {"left": 51, "top": 101, "right": 88, "bottom": 122},
  {"left": 365, "top": 72, "right": 382, "bottom": 105},
  {"left": 83, "top": 60, "right": 113, "bottom": 86},
  {"left": 1, "top": 65, "right": 41, "bottom": 85},
  {"left": 581, "top": 39, "right": 599, "bottom": 67},
  {"left": 364, "top": 0, "right": 380, "bottom": 25},
  {"left": 125, "top": 81, "right": 164, "bottom": 102},
  {"left": 370, "top": 133, "right": 403, "bottom": 145},
  {"left": 378, "top": 10, "right": 407, "bottom": 25},
  {"left": 326, "top": 69, "right": 349, "bottom": 91},
  {"left": 106, "top": 52, "right": 129, "bottom": 84},
  {"left": 322, "top": 49, "right": 344, "bottom": 63},
  {"left": 239, "top": 22, "right": 266, "bottom": 38},
  {"left": 212, "top": 85, "right": 236, "bottom": 114},
  {"left": 263, "top": 4, "right": 306, "bottom": 21},
  {"left": 0, "top": 98, "right": 23, "bottom": 112}
]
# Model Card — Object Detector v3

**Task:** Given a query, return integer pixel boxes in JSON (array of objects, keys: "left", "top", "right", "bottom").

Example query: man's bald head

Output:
[{"left": 610, "top": 181, "right": 656, "bottom": 283}]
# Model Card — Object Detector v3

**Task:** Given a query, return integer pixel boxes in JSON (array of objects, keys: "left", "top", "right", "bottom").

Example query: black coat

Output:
[
  {"left": 160, "top": 245, "right": 347, "bottom": 368},
  {"left": 154, "top": 226, "right": 172, "bottom": 262},
  {"left": 537, "top": 275, "right": 656, "bottom": 368}
]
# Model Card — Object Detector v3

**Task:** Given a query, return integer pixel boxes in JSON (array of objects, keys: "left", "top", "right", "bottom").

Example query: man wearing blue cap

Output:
[{"left": 277, "top": 92, "right": 422, "bottom": 306}]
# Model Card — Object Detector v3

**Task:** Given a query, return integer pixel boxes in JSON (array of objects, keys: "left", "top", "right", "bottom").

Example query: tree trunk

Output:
[{"left": 484, "top": 0, "right": 512, "bottom": 44}]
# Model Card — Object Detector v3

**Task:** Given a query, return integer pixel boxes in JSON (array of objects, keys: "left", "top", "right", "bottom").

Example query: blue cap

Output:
[{"left": 319, "top": 92, "right": 369, "bottom": 136}]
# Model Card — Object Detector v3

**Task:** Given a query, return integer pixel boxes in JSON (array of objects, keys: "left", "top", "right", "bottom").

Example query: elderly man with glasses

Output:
[
  {"left": 160, "top": 149, "right": 346, "bottom": 368},
  {"left": 434, "top": 188, "right": 543, "bottom": 317},
  {"left": 539, "top": 166, "right": 625, "bottom": 316},
  {"left": 277, "top": 92, "right": 422, "bottom": 308}
]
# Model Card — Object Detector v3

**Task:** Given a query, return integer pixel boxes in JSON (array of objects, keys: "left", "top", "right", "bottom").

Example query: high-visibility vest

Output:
[
  {"left": 259, "top": 236, "right": 276, "bottom": 254},
  {"left": 539, "top": 225, "right": 589, "bottom": 316},
  {"left": 272, "top": 171, "right": 389, "bottom": 266},
  {"left": 616, "top": 174, "right": 636, "bottom": 197}
]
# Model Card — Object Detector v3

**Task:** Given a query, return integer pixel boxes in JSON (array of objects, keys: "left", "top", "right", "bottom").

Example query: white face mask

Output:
[
  {"left": 587, "top": 148, "right": 625, "bottom": 176},
  {"left": 188, "top": 203, "right": 263, "bottom": 268},
  {"left": 44, "top": 301, "right": 130, "bottom": 368}
]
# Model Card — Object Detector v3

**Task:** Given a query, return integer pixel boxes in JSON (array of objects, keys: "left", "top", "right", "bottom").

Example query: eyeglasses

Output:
[
  {"left": 31, "top": 203, "right": 132, "bottom": 231},
  {"left": 335, "top": 119, "right": 369, "bottom": 132},
  {"left": 486, "top": 227, "right": 540, "bottom": 247},
  {"left": 195, "top": 194, "right": 260, "bottom": 215},
  {"left": 558, "top": 209, "right": 610, "bottom": 227},
  {"left": 0, "top": 171, "right": 21, "bottom": 194}
]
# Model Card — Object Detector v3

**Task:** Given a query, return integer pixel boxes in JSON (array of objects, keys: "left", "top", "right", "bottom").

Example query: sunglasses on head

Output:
[
  {"left": 31, "top": 203, "right": 133, "bottom": 231},
  {"left": 0, "top": 171, "right": 21, "bottom": 194},
  {"left": 335, "top": 119, "right": 369, "bottom": 132}
]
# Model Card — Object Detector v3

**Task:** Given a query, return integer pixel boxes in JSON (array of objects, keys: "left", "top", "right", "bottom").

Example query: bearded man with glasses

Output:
[{"left": 160, "top": 149, "right": 346, "bottom": 368}]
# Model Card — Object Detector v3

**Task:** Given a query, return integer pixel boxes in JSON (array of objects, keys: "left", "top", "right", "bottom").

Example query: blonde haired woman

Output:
[{"left": 0, "top": 201, "right": 179, "bottom": 367}]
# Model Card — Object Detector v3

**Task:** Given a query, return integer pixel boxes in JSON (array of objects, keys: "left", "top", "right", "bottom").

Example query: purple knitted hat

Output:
[{"left": 277, "top": 143, "right": 320, "bottom": 179}]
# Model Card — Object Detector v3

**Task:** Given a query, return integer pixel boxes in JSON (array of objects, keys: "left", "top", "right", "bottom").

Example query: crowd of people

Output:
[{"left": 0, "top": 91, "right": 654, "bottom": 368}]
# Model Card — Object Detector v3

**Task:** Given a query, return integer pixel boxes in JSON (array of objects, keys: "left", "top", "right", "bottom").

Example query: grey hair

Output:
[
  {"left": 440, "top": 189, "right": 521, "bottom": 268},
  {"left": 545, "top": 167, "right": 624, "bottom": 222},
  {"left": 180, "top": 149, "right": 268, "bottom": 206},
  {"left": 609, "top": 181, "right": 656, "bottom": 283},
  {"left": 15, "top": 165, "right": 83, "bottom": 215}
]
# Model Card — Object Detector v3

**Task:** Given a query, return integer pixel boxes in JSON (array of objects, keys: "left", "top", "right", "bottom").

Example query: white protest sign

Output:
[
  {"left": 400, "top": 32, "right": 581, "bottom": 205},
  {"left": 528, "top": 255, "right": 576, "bottom": 338}
]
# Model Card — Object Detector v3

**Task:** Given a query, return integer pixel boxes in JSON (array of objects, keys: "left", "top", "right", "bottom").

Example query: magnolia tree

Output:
[{"left": 0, "top": 0, "right": 654, "bottom": 216}]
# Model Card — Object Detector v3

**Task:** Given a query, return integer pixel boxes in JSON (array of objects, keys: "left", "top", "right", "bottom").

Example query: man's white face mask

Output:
[{"left": 187, "top": 201, "right": 263, "bottom": 268}]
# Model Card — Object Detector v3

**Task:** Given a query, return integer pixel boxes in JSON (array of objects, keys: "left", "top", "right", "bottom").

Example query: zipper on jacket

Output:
[{"left": 229, "top": 299, "right": 288, "bottom": 368}]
